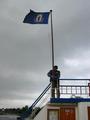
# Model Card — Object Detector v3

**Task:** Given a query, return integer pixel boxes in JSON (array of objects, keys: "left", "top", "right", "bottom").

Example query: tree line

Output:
[{"left": 0, "top": 105, "right": 29, "bottom": 115}]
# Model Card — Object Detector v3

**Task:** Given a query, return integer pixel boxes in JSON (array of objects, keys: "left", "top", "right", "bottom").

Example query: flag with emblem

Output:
[{"left": 23, "top": 10, "right": 50, "bottom": 24}]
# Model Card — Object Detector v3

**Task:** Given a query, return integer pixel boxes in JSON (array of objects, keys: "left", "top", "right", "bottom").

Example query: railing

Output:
[
  {"left": 20, "top": 83, "right": 51, "bottom": 119},
  {"left": 59, "top": 79, "right": 90, "bottom": 97},
  {"left": 60, "top": 85, "right": 89, "bottom": 95}
]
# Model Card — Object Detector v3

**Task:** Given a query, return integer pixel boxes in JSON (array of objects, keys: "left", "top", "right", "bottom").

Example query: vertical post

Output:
[
  {"left": 50, "top": 10, "right": 54, "bottom": 69},
  {"left": 88, "top": 83, "right": 90, "bottom": 96},
  {"left": 50, "top": 10, "right": 55, "bottom": 98}
]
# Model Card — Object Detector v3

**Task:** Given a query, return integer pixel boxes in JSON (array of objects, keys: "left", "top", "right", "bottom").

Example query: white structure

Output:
[{"left": 32, "top": 98, "right": 90, "bottom": 120}]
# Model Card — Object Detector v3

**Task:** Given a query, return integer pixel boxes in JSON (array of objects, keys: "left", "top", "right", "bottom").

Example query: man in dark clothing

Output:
[{"left": 47, "top": 65, "right": 60, "bottom": 98}]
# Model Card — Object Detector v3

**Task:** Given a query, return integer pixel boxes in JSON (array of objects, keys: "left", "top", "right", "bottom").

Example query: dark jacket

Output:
[{"left": 47, "top": 69, "right": 60, "bottom": 82}]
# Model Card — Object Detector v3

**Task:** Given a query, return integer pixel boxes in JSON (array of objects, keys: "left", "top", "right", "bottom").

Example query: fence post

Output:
[{"left": 88, "top": 83, "right": 90, "bottom": 96}]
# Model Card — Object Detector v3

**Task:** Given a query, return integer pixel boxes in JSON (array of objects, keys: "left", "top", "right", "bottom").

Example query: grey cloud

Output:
[{"left": 0, "top": 0, "right": 90, "bottom": 107}]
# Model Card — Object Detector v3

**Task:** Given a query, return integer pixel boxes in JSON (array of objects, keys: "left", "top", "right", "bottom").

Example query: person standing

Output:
[{"left": 47, "top": 65, "right": 60, "bottom": 98}]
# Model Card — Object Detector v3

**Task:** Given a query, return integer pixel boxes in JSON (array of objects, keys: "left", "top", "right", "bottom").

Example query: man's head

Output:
[{"left": 53, "top": 65, "right": 58, "bottom": 70}]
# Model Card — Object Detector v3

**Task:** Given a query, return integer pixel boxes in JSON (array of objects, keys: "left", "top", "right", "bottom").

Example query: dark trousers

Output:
[{"left": 51, "top": 80, "right": 60, "bottom": 98}]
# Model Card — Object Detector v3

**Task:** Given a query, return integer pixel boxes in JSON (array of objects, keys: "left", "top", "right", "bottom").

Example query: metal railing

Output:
[
  {"left": 20, "top": 83, "right": 51, "bottom": 119},
  {"left": 59, "top": 79, "right": 90, "bottom": 97},
  {"left": 60, "top": 85, "right": 89, "bottom": 95}
]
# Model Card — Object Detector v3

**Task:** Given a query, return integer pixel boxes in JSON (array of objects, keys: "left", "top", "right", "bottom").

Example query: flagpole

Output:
[
  {"left": 50, "top": 10, "right": 55, "bottom": 98},
  {"left": 50, "top": 10, "right": 54, "bottom": 69}
]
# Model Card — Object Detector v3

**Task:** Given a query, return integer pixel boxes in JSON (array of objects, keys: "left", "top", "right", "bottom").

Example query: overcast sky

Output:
[{"left": 0, "top": 0, "right": 90, "bottom": 108}]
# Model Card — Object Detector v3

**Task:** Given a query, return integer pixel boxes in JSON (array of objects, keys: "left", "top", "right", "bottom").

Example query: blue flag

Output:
[{"left": 23, "top": 10, "right": 50, "bottom": 24}]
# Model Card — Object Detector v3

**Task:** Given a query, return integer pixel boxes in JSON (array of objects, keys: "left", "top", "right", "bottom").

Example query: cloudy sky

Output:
[{"left": 0, "top": 0, "right": 90, "bottom": 108}]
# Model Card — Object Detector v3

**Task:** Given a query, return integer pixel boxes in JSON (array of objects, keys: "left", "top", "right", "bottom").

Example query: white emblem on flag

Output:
[{"left": 35, "top": 14, "right": 43, "bottom": 22}]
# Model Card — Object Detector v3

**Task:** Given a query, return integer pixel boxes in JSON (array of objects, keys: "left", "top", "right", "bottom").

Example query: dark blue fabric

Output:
[
  {"left": 23, "top": 10, "right": 50, "bottom": 24},
  {"left": 50, "top": 98, "right": 90, "bottom": 103}
]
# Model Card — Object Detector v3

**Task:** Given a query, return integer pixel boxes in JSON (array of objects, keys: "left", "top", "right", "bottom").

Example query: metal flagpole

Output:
[
  {"left": 50, "top": 10, "right": 60, "bottom": 98},
  {"left": 50, "top": 10, "right": 55, "bottom": 98},
  {"left": 50, "top": 10, "right": 54, "bottom": 69}
]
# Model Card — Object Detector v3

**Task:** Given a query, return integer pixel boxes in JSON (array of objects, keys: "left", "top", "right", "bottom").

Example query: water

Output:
[{"left": 0, "top": 115, "right": 18, "bottom": 120}]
